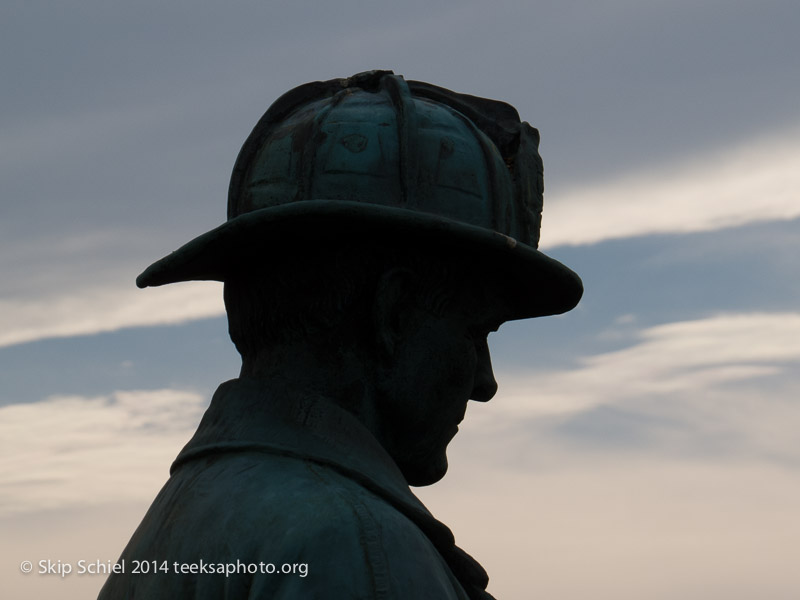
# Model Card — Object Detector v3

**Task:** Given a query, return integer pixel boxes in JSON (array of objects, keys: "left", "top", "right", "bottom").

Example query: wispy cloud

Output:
[
  {"left": 457, "top": 311, "right": 800, "bottom": 470},
  {"left": 542, "top": 125, "right": 800, "bottom": 247},
  {"left": 420, "top": 451, "right": 800, "bottom": 600},
  {"left": 493, "top": 312, "right": 800, "bottom": 416},
  {"left": 0, "top": 389, "right": 206, "bottom": 516},
  {"left": 0, "top": 282, "right": 224, "bottom": 348},
  {"left": 0, "top": 228, "right": 225, "bottom": 348}
]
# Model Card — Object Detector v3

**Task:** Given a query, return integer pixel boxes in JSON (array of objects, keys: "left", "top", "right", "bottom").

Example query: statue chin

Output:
[{"left": 400, "top": 452, "right": 450, "bottom": 488}]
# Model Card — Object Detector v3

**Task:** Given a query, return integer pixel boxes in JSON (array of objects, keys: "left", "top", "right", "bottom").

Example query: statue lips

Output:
[{"left": 449, "top": 405, "right": 469, "bottom": 438}]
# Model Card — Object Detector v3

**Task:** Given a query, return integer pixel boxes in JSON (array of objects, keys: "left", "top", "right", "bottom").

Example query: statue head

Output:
[{"left": 136, "top": 70, "right": 582, "bottom": 485}]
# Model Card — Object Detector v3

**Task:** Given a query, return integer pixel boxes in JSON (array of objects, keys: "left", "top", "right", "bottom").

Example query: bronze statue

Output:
[{"left": 99, "top": 70, "right": 582, "bottom": 599}]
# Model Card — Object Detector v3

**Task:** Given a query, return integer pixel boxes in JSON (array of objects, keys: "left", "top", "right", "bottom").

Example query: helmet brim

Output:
[{"left": 136, "top": 200, "right": 582, "bottom": 321}]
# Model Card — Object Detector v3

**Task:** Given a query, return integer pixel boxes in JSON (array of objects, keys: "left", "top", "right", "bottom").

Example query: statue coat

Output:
[{"left": 98, "top": 378, "right": 495, "bottom": 599}]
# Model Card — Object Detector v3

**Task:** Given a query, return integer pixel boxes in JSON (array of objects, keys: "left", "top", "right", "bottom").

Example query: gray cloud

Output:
[{"left": 0, "top": 388, "right": 206, "bottom": 516}]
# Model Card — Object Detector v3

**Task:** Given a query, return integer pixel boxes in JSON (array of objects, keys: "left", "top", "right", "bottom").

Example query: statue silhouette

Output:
[{"left": 99, "top": 70, "right": 582, "bottom": 599}]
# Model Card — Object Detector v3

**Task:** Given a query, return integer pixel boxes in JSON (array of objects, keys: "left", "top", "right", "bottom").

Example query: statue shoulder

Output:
[{"left": 102, "top": 449, "right": 470, "bottom": 599}]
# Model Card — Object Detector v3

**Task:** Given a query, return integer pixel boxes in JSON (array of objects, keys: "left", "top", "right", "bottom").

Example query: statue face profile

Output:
[{"left": 375, "top": 278, "right": 505, "bottom": 486}]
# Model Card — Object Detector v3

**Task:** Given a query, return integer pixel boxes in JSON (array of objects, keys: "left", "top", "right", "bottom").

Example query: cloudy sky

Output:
[{"left": 2, "top": 1, "right": 799, "bottom": 598}]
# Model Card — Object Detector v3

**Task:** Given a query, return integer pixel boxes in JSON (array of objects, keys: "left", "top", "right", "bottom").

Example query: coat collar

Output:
[{"left": 172, "top": 378, "right": 495, "bottom": 600}]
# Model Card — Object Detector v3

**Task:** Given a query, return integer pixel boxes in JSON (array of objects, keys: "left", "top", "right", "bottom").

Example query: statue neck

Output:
[{"left": 238, "top": 337, "right": 381, "bottom": 439}]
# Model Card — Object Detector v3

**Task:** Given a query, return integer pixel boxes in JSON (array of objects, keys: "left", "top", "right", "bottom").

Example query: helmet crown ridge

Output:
[{"left": 229, "top": 70, "right": 541, "bottom": 248}]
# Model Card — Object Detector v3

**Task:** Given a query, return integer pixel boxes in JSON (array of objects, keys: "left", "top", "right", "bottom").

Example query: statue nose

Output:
[{"left": 471, "top": 338, "right": 498, "bottom": 402}]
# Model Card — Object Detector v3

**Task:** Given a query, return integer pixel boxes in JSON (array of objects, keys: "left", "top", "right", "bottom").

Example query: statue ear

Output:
[{"left": 372, "top": 268, "right": 420, "bottom": 361}]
